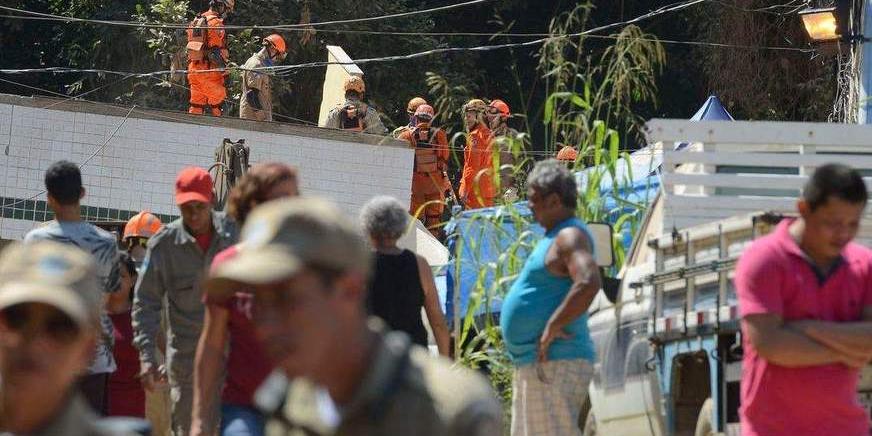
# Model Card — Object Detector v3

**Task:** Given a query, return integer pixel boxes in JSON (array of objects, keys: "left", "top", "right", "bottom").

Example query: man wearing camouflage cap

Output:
[
  {"left": 0, "top": 241, "right": 135, "bottom": 435},
  {"left": 204, "top": 197, "right": 502, "bottom": 436}
]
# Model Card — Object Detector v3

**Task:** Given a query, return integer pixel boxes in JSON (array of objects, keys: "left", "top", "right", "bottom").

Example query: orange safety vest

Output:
[
  {"left": 186, "top": 11, "right": 228, "bottom": 66},
  {"left": 411, "top": 126, "right": 445, "bottom": 174}
]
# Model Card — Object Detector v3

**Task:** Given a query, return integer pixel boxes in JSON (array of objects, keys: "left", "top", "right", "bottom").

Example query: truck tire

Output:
[
  {"left": 694, "top": 398, "right": 714, "bottom": 436},
  {"left": 582, "top": 410, "right": 597, "bottom": 436}
]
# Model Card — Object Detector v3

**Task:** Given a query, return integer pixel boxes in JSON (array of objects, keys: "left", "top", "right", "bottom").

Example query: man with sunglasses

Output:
[
  {"left": 133, "top": 167, "right": 238, "bottom": 435},
  {"left": 500, "top": 160, "right": 600, "bottom": 436},
  {"left": 124, "top": 212, "right": 163, "bottom": 272},
  {"left": 24, "top": 160, "right": 121, "bottom": 416},
  {"left": 204, "top": 197, "right": 501, "bottom": 435},
  {"left": 0, "top": 241, "right": 134, "bottom": 435}
]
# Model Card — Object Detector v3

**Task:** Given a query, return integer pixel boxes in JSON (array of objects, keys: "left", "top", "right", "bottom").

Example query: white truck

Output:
[{"left": 582, "top": 119, "right": 872, "bottom": 435}]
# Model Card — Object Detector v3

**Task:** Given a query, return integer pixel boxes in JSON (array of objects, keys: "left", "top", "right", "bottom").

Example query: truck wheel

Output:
[
  {"left": 582, "top": 410, "right": 597, "bottom": 436},
  {"left": 694, "top": 398, "right": 714, "bottom": 436}
]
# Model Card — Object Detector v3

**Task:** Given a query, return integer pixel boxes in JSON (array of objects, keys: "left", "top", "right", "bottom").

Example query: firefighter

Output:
[
  {"left": 185, "top": 0, "right": 234, "bottom": 116},
  {"left": 239, "top": 34, "right": 287, "bottom": 122},
  {"left": 392, "top": 96, "right": 428, "bottom": 138},
  {"left": 488, "top": 99, "right": 521, "bottom": 202},
  {"left": 325, "top": 76, "right": 387, "bottom": 135},
  {"left": 458, "top": 99, "right": 496, "bottom": 210},
  {"left": 399, "top": 104, "right": 449, "bottom": 237},
  {"left": 123, "top": 211, "right": 163, "bottom": 270}
]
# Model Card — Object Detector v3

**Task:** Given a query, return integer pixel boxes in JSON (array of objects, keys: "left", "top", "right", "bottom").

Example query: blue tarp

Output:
[{"left": 442, "top": 96, "right": 734, "bottom": 324}]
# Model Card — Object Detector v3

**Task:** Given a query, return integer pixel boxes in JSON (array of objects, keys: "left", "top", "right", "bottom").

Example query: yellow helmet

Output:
[
  {"left": 407, "top": 97, "right": 428, "bottom": 114},
  {"left": 463, "top": 98, "right": 487, "bottom": 114},
  {"left": 344, "top": 76, "right": 366, "bottom": 94}
]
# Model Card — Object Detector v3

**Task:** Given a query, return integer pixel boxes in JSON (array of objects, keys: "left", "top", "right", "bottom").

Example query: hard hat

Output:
[
  {"left": 124, "top": 211, "right": 163, "bottom": 240},
  {"left": 489, "top": 99, "right": 511, "bottom": 119},
  {"left": 463, "top": 99, "right": 487, "bottom": 113},
  {"left": 414, "top": 104, "right": 435, "bottom": 120},
  {"left": 217, "top": 0, "right": 235, "bottom": 11},
  {"left": 264, "top": 34, "right": 287, "bottom": 54},
  {"left": 556, "top": 145, "right": 578, "bottom": 162},
  {"left": 407, "top": 97, "right": 428, "bottom": 114},
  {"left": 344, "top": 76, "right": 366, "bottom": 94}
]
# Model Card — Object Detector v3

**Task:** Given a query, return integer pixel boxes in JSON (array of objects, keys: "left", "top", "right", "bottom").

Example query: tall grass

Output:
[{"left": 434, "top": 3, "right": 665, "bottom": 427}]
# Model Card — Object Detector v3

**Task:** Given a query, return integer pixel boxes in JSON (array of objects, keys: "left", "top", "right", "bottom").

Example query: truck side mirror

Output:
[{"left": 587, "top": 222, "right": 615, "bottom": 267}]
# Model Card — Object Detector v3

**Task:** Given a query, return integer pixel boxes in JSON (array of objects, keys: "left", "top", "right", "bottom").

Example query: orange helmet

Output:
[
  {"left": 264, "top": 34, "right": 287, "bottom": 54},
  {"left": 556, "top": 145, "right": 578, "bottom": 162},
  {"left": 407, "top": 97, "right": 428, "bottom": 114},
  {"left": 214, "top": 0, "right": 234, "bottom": 11},
  {"left": 124, "top": 211, "right": 163, "bottom": 240},
  {"left": 489, "top": 99, "right": 511, "bottom": 119},
  {"left": 344, "top": 76, "right": 366, "bottom": 94},
  {"left": 414, "top": 104, "right": 435, "bottom": 120}
]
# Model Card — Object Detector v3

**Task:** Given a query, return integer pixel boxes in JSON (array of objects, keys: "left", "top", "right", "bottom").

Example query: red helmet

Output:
[
  {"left": 556, "top": 145, "right": 578, "bottom": 162},
  {"left": 264, "top": 34, "right": 287, "bottom": 54},
  {"left": 124, "top": 211, "right": 163, "bottom": 240},
  {"left": 489, "top": 99, "right": 511, "bottom": 119},
  {"left": 414, "top": 104, "right": 435, "bottom": 120}
]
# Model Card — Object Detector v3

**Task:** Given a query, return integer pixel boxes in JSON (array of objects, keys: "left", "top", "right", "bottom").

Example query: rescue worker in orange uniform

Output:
[
  {"left": 392, "top": 97, "right": 428, "bottom": 138},
  {"left": 240, "top": 34, "right": 287, "bottom": 121},
  {"left": 487, "top": 99, "right": 521, "bottom": 202},
  {"left": 186, "top": 0, "right": 234, "bottom": 116},
  {"left": 399, "top": 104, "right": 449, "bottom": 237},
  {"left": 458, "top": 99, "right": 496, "bottom": 210}
]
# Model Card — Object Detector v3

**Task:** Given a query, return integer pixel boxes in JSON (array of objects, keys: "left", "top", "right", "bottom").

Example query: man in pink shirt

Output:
[{"left": 736, "top": 163, "right": 872, "bottom": 435}]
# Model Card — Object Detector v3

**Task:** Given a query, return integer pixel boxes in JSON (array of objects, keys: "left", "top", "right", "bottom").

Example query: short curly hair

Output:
[
  {"left": 226, "top": 162, "right": 298, "bottom": 225},
  {"left": 360, "top": 196, "right": 409, "bottom": 241},
  {"left": 527, "top": 158, "right": 577, "bottom": 208}
]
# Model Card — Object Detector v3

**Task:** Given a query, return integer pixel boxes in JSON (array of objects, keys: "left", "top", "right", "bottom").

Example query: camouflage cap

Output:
[
  {"left": 0, "top": 241, "right": 101, "bottom": 328},
  {"left": 205, "top": 197, "right": 372, "bottom": 299}
]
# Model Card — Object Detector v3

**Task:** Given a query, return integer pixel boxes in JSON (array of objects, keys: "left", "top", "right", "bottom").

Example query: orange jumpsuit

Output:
[
  {"left": 187, "top": 11, "right": 227, "bottom": 116},
  {"left": 400, "top": 123, "right": 449, "bottom": 235},
  {"left": 458, "top": 123, "right": 496, "bottom": 209}
]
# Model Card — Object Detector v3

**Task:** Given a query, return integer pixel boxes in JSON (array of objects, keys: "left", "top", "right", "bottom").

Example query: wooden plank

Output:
[
  {"left": 645, "top": 119, "right": 872, "bottom": 147},
  {"left": 663, "top": 151, "right": 872, "bottom": 169}
]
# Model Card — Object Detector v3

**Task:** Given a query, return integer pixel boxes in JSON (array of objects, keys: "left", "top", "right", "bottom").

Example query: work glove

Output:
[{"left": 246, "top": 89, "right": 263, "bottom": 110}]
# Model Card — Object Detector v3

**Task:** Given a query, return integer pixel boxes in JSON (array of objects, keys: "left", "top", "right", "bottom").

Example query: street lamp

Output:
[{"left": 799, "top": 7, "right": 840, "bottom": 42}]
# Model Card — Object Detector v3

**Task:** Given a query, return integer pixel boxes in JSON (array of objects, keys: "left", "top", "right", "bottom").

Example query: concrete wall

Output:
[
  {"left": 317, "top": 45, "right": 364, "bottom": 126},
  {"left": 0, "top": 94, "right": 412, "bottom": 240}
]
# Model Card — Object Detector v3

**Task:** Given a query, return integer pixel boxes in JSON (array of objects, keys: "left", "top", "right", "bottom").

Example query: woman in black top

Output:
[{"left": 360, "top": 196, "right": 450, "bottom": 356}]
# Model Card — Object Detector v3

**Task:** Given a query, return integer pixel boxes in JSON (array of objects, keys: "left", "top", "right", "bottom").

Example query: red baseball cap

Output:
[{"left": 175, "top": 167, "right": 213, "bottom": 205}]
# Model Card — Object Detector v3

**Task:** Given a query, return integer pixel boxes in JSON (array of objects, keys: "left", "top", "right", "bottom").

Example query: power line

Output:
[
  {"left": 0, "top": 0, "right": 495, "bottom": 31},
  {"left": 0, "top": 104, "right": 136, "bottom": 210}
]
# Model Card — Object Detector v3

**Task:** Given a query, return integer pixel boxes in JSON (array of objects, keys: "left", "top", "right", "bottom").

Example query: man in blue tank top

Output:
[{"left": 500, "top": 159, "right": 601, "bottom": 436}]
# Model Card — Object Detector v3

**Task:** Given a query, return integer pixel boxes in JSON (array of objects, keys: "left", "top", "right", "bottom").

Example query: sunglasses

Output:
[{"left": 0, "top": 303, "right": 81, "bottom": 344}]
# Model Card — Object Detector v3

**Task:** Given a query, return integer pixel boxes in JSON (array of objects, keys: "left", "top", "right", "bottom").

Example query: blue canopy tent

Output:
[{"left": 442, "top": 96, "right": 734, "bottom": 325}]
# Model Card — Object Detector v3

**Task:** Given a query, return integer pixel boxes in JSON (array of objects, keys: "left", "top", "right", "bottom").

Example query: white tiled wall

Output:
[{"left": 0, "top": 100, "right": 413, "bottom": 240}]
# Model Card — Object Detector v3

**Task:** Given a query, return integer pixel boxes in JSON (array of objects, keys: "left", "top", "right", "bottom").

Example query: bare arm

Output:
[
  {"left": 538, "top": 228, "right": 601, "bottom": 362},
  {"left": 417, "top": 255, "right": 451, "bottom": 356},
  {"left": 744, "top": 314, "right": 866, "bottom": 368},
  {"left": 789, "top": 306, "right": 872, "bottom": 359},
  {"left": 191, "top": 304, "right": 230, "bottom": 436}
]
